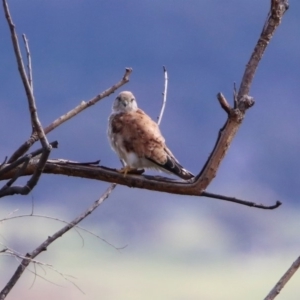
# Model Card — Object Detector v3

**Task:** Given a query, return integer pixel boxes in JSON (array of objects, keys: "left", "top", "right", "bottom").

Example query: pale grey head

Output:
[{"left": 112, "top": 91, "right": 138, "bottom": 113}]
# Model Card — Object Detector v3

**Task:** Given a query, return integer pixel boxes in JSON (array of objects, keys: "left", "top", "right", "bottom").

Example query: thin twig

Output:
[
  {"left": 0, "top": 183, "right": 116, "bottom": 299},
  {"left": 0, "top": 213, "right": 125, "bottom": 250},
  {"left": 157, "top": 66, "right": 168, "bottom": 126},
  {"left": 0, "top": 157, "right": 7, "bottom": 169},
  {"left": 29, "top": 263, "right": 37, "bottom": 290},
  {"left": 264, "top": 256, "right": 300, "bottom": 300},
  {"left": 6, "top": 250, "right": 83, "bottom": 293},
  {"left": 22, "top": 34, "right": 33, "bottom": 91},
  {"left": 201, "top": 191, "right": 281, "bottom": 209},
  {"left": 217, "top": 93, "right": 231, "bottom": 115},
  {"left": 233, "top": 82, "right": 238, "bottom": 108},
  {"left": 19, "top": 259, "right": 65, "bottom": 289}
]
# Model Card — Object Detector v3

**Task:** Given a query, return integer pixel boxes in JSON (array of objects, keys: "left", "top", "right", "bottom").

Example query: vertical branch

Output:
[
  {"left": 3, "top": 0, "right": 47, "bottom": 147},
  {"left": 157, "top": 66, "right": 168, "bottom": 126},
  {"left": 2, "top": 0, "right": 51, "bottom": 196},
  {"left": 22, "top": 34, "right": 33, "bottom": 92},
  {"left": 237, "top": 0, "right": 289, "bottom": 99}
]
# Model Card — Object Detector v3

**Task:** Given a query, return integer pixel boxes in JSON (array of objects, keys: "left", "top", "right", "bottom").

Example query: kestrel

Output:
[{"left": 108, "top": 91, "right": 194, "bottom": 180}]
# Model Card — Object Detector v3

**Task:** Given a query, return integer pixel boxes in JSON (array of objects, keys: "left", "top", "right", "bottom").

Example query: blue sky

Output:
[{"left": 1, "top": 1, "right": 300, "bottom": 299}]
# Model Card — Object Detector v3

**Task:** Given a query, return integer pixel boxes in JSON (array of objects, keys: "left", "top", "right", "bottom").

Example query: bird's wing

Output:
[{"left": 110, "top": 109, "right": 193, "bottom": 179}]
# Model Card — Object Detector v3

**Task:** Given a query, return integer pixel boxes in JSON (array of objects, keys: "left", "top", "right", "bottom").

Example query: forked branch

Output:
[{"left": 2, "top": 0, "right": 52, "bottom": 197}]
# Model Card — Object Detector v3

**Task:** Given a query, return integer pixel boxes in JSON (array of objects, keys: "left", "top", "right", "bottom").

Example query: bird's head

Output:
[{"left": 112, "top": 91, "right": 138, "bottom": 113}]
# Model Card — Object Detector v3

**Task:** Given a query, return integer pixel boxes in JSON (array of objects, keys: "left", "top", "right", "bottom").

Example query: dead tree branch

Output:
[
  {"left": 0, "top": 160, "right": 281, "bottom": 209},
  {"left": 0, "top": 183, "right": 117, "bottom": 299},
  {"left": 2, "top": 0, "right": 46, "bottom": 148},
  {"left": 0, "top": 141, "right": 58, "bottom": 178},
  {"left": 1, "top": 244, "right": 84, "bottom": 294},
  {"left": 0, "top": 143, "right": 60, "bottom": 198},
  {"left": 2, "top": 0, "right": 52, "bottom": 197},
  {"left": 264, "top": 256, "right": 300, "bottom": 300},
  {"left": 238, "top": 0, "right": 289, "bottom": 99},
  {"left": 157, "top": 66, "right": 168, "bottom": 126},
  {"left": 22, "top": 34, "right": 33, "bottom": 91},
  {"left": 202, "top": 191, "right": 281, "bottom": 209}
]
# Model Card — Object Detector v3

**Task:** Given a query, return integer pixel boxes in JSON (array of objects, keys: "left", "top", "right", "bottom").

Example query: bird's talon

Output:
[
  {"left": 117, "top": 166, "right": 134, "bottom": 177},
  {"left": 117, "top": 167, "right": 143, "bottom": 176}
]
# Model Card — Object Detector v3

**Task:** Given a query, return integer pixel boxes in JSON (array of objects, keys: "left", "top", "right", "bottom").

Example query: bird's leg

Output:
[
  {"left": 117, "top": 166, "right": 135, "bottom": 177},
  {"left": 117, "top": 166, "right": 144, "bottom": 176}
]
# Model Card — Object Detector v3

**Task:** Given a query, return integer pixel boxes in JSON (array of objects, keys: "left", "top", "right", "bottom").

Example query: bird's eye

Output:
[
  {"left": 130, "top": 98, "right": 134, "bottom": 102},
  {"left": 116, "top": 97, "right": 121, "bottom": 101}
]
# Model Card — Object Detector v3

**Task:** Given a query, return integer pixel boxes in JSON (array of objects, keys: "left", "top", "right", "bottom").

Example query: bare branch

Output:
[
  {"left": 0, "top": 183, "right": 116, "bottom": 299},
  {"left": 0, "top": 212, "right": 125, "bottom": 250},
  {"left": 233, "top": 82, "right": 238, "bottom": 108},
  {"left": 22, "top": 34, "right": 33, "bottom": 91},
  {"left": 2, "top": 246, "right": 84, "bottom": 294},
  {"left": 0, "top": 160, "right": 281, "bottom": 209},
  {"left": 217, "top": 93, "right": 231, "bottom": 115},
  {"left": 0, "top": 157, "right": 8, "bottom": 169},
  {"left": 238, "top": 0, "right": 289, "bottom": 100},
  {"left": 202, "top": 191, "right": 281, "bottom": 209},
  {"left": 0, "top": 141, "right": 58, "bottom": 178},
  {"left": 2, "top": 0, "right": 47, "bottom": 148},
  {"left": 157, "top": 66, "right": 168, "bottom": 126},
  {"left": 8, "top": 68, "right": 133, "bottom": 163},
  {"left": 264, "top": 256, "right": 300, "bottom": 300},
  {"left": 189, "top": 0, "right": 288, "bottom": 195},
  {"left": 0, "top": 141, "right": 58, "bottom": 198},
  {"left": 2, "top": 0, "right": 53, "bottom": 197},
  {"left": 0, "top": 156, "right": 31, "bottom": 192}
]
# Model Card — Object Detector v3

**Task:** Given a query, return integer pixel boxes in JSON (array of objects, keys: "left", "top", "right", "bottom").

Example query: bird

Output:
[{"left": 107, "top": 91, "right": 194, "bottom": 180}]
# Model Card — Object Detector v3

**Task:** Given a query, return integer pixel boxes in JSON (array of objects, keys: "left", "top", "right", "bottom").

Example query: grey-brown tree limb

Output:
[
  {"left": 1, "top": 0, "right": 52, "bottom": 197},
  {"left": 157, "top": 66, "right": 168, "bottom": 126},
  {"left": 264, "top": 256, "right": 300, "bottom": 300}
]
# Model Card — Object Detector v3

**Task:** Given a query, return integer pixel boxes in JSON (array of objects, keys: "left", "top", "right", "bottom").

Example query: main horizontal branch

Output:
[
  {"left": 0, "top": 158, "right": 277, "bottom": 209},
  {"left": 0, "top": 160, "right": 203, "bottom": 195}
]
